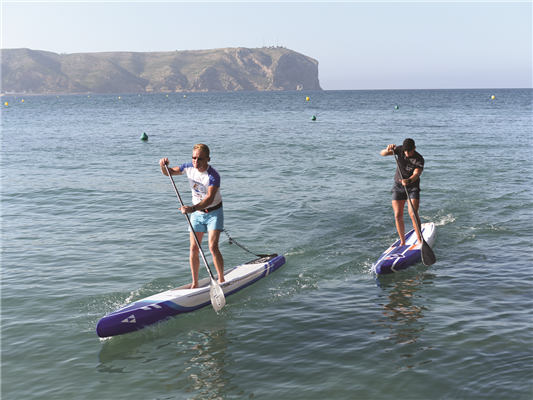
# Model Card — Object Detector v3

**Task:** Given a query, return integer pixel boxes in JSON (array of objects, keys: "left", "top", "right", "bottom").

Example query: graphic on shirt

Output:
[
  {"left": 191, "top": 180, "right": 207, "bottom": 201},
  {"left": 406, "top": 159, "right": 416, "bottom": 173}
]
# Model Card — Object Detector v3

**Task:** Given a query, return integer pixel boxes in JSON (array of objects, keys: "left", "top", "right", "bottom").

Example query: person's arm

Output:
[
  {"left": 159, "top": 158, "right": 183, "bottom": 176},
  {"left": 401, "top": 167, "right": 423, "bottom": 186},
  {"left": 181, "top": 186, "right": 220, "bottom": 214},
  {"left": 380, "top": 144, "right": 396, "bottom": 156}
]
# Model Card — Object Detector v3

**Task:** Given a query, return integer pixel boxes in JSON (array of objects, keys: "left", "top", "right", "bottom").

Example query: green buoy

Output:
[
  {"left": 395, "top": 105, "right": 399, "bottom": 109},
  {"left": 311, "top": 115, "right": 316, "bottom": 121},
  {"left": 140, "top": 132, "right": 148, "bottom": 141}
]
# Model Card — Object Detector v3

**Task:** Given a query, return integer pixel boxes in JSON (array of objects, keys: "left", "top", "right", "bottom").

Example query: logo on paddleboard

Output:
[
  {"left": 121, "top": 314, "right": 136, "bottom": 324},
  {"left": 386, "top": 254, "right": 405, "bottom": 260},
  {"left": 140, "top": 303, "right": 162, "bottom": 311}
]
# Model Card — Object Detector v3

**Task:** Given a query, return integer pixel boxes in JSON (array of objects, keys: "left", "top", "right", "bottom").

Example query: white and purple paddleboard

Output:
[
  {"left": 96, "top": 254, "right": 285, "bottom": 337},
  {"left": 372, "top": 223, "right": 436, "bottom": 275}
]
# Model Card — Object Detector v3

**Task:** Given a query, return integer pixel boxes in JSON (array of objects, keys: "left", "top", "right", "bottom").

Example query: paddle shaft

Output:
[{"left": 164, "top": 164, "right": 216, "bottom": 281}]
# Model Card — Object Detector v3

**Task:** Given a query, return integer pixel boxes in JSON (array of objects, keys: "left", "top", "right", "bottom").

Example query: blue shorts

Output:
[
  {"left": 391, "top": 184, "right": 420, "bottom": 201},
  {"left": 189, "top": 207, "right": 224, "bottom": 233}
]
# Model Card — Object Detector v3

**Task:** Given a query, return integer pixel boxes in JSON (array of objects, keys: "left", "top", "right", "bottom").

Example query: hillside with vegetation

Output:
[{"left": 1, "top": 47, "right": 322, "bottom": 94}]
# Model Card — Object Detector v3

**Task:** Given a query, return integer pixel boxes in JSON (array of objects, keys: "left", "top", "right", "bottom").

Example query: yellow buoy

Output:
[
  {"left": 491, "top": 95, "right": 495, "bottom": 100},
  {"left": 184, "top": 95, "right": 186, "bottom": 97},
  {"left": 22, "top": 99, "right": 24, "bottom": 102},
  {"left": 306, "top": 97, "right": 310, "bottom": 101},
  {"left": 167, "top": 95, "right": 169, "bottom": 97},
  {"left": 4, "top": 102, "right": 8, "bottom": 106},
  {"left": 119, "top": 97, "right": 121, "bottom": 99}
]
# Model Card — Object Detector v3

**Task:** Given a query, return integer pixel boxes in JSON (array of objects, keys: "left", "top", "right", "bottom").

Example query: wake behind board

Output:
[
  {"left": 96, "top": 254, "right": 285, "bottom": 337},
  {"left": 372, "top": 223, "right": 436, "bottom": 275}
]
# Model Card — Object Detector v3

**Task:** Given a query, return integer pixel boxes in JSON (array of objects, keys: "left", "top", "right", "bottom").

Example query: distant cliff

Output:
[{"left": 1, "top": 47, "right": 322, "bottom": 94}]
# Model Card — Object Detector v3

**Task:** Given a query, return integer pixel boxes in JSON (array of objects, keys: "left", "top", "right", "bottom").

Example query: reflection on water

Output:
[
  {"left": 97, "top": 324, "right": 242, "bottom": 399},
  {"left": 165, "top": 329, "right": 235, "bottom": 399},
  {"left": 373, "top": 272, "right": 436, "bottom": 370}
]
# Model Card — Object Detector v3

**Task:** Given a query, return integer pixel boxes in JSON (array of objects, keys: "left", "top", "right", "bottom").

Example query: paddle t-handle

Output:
[
  {"left": 164, "top": 163, "right": 226, "bottom": 311},
  {"left": 393, "top": 152, "right": 437, "bottom": 266}
]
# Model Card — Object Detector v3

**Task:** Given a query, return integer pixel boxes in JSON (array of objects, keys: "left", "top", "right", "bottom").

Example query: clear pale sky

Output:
[{"left": 1, "top": 1, "right": 531, "bottom": 90}]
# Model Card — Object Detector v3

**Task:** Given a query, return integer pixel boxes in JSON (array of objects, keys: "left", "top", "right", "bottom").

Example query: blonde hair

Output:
[{"left": 193, "top": 143, "right": 210, "bottom": 158}]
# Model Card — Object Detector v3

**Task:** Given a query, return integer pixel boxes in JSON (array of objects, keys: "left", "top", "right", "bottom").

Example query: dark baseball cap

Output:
[{"left": 402, "top": 138, "right": 415, "bottom": 152}]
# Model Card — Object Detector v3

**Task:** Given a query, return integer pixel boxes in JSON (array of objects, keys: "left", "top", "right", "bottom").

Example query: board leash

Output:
[{"left": 223, "top": 228, "right": 269, "bottom": 258}]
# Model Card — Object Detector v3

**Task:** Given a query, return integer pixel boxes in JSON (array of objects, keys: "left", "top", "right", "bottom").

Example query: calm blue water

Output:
[{"left": 2, "top": 89, "right": 532, "bottom": 399}]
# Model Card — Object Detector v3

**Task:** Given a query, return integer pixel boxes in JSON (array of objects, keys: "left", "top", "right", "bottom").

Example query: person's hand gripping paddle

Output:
[
  {"left": 164, "top": 164, "right": 226, "bottom": 312},
  {"left": 394, "top": 153, "right": 437, "bottom": 266}
]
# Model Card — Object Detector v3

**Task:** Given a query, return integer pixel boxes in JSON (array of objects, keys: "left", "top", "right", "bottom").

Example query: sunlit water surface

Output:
[{"left": 2, "top": 89, "right": 532, "bottom": 399}]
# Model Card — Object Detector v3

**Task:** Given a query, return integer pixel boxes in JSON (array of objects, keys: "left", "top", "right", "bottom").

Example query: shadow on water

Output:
[
  {"left": 372, "top": 270, "right": 437, "bottom": 370},
  {"left": 97, "top": 320, "right": 245, "bottom": 398}
]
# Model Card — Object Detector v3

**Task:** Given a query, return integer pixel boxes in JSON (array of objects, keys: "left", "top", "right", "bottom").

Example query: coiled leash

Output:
[{"left": 223, "top": 228, "right": 269, "bottom": 258}]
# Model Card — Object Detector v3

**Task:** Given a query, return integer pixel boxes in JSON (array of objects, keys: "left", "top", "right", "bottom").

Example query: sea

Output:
[{"left": 1, "top": 89, "right": 532, "bottom": 400}]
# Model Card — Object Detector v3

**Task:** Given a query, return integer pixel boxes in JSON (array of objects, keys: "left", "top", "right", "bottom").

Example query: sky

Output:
[{"left": 1, "top": 1, "right": 531, "bottom": 90}]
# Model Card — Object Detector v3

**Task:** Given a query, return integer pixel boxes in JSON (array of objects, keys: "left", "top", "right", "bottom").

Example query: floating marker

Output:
[
  {"left": 140, "top": 132, "right": 148, "bottom": 141},
  {"left": 167, "top": 95, "right": 169, "bottom": 97},
  {"left": 395, "top": 105, "right": 399, "bottom": 109},
  {"left": 184, "top": 95, "right": 186, "bottom": 97},
  {"left": 311, "top": 115, "right": 316, "bottom": 121},
  {"left": 491, "top": 95, "right": 495, "bottom": 100},
  {"left": 22, "top": 99, "right": 25, "bottom": 103},
  {"left": 4, "top": 102, "right": 8, "bottom": 106},
  {"left": 306, "top": 97, "right": 310, "bottom": 101},
  {"left": 119, "top": 97, "right": 121, "bottom": 99}
]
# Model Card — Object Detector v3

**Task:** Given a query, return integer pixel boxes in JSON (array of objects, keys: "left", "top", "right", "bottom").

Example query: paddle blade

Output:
[
  {"left": 209, "top": 279, "right": 226, "bottom": 312},
  {"left": 421, "top": 240, "right": 437, "bottom": 266}
]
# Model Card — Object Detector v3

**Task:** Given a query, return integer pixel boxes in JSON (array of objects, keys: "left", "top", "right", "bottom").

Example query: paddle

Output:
[
  {"left": 164, "top": 164, "right": 226, "bottom": 312},
  {"left": 393, "top": 152, "right": 437, "bottom": 266}
]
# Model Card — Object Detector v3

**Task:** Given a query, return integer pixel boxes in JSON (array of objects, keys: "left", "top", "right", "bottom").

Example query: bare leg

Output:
[
  {"left": 392, "top": 200, "right": 406, "bottom": 245},
  {"left": 189, "top": 231, "right": 204, "bottom": 289},
  {"left": 208, "top": 229, "right": 225, "bottom": 283},
  {"left": 407, "top": 198, "right": 422, "bottom": 244}
]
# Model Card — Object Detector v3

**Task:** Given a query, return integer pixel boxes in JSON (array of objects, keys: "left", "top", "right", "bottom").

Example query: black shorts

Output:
[{"left": 391, "top": 183, "right": 420, "bottom": 201}]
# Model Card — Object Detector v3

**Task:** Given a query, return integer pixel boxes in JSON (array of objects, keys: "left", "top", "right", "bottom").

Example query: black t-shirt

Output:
[{"left": 393, "top": 146, "right": 425, "bottom": 188}]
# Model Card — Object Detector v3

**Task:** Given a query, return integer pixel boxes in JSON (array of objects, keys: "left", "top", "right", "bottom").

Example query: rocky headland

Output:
[{"left": 1, "top": 47, "right": 322, "bottom": 94}]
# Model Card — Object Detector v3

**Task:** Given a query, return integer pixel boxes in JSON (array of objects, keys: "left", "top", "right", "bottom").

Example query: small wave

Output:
[
  {"left": 482, "top": 224, "right": 508, "bottom": 232},
  {"left": 363, "top": 259, "right": 376, "bottom": 275},
  {"left": 283, "top": 249, "right": 306, "bottom": 257},
  {"left": 434, "top": 213, "right": 456, "bottom": 226},
  {"left": 123, "top": 289, "right": 141, "bottom": 305}
]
